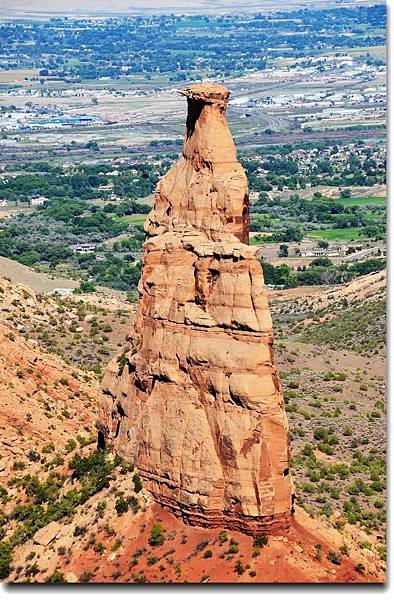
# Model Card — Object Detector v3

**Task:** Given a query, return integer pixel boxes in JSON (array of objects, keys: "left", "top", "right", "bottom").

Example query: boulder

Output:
[{"left": 33, "top": 522, "right": 61, "bottom": 546}]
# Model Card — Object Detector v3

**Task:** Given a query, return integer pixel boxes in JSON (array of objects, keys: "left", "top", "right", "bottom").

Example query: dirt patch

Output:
[{"left": 0, "top": 256, "right": 78, "bottom": 294}]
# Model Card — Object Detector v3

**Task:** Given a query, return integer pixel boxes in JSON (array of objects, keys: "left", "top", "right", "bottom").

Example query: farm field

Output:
[
  {"left": 117, "top": 214, "right": 147, "bottom": 226},
  {"left": 337, "top": 196, "right": 386, "bottom": 207},
  {"left": 307, "top": 227, "right": 366, "bottom": 241}
]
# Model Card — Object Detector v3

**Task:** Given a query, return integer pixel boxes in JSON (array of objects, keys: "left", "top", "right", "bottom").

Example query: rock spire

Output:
[{"left": 100, "top": 83, "right": 294, "bottom": 535}]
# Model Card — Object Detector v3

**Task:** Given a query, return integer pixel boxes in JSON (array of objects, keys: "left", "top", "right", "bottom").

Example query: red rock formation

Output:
[
  {"left": 145, "top": 83, "right": 249, "bottom": 244},
  {"left": 101, "top": 83, "right": 294, "bottom": 535}
]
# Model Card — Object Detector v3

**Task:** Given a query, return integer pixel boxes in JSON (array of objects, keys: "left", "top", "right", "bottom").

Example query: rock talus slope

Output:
[{"left": 101, "top": 83, "right": 294, "bottom": 534}]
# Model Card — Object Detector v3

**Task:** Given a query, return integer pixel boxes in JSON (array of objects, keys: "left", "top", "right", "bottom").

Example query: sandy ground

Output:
[{"left": 0, "top": 256, "right": 78, "bottom": 293}]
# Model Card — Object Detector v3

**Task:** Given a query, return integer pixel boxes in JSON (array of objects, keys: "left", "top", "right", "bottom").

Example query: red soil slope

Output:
[
  {"left": 58, "top": 503, "right": 384, "bottom": 584},
  {"left": 0, "top": 319, "right": 385, "bottom": 584}
]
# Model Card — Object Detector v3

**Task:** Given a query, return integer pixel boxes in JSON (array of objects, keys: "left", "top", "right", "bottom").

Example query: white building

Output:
[
  {"left": 71, "top": 243, "right": 96, "bottom": 254},
  {"left": 30, "top": 196, "right": 48, "bottom": 207}
]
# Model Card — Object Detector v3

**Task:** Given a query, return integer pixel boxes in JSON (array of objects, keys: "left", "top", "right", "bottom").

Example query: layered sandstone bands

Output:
[{"left": 101, "top": 83, "right": 294, "bottom": 535}]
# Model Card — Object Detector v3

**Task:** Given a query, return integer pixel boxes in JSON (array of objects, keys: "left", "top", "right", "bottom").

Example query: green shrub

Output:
[
  {"left": 315, "top": 544, "right": 323, "bottom": 562},
  {"left": 76, "top": 433, "right": 96, "bottom": 448},
  {"left": 0, "top": 541, "right": 13, "bottom": 580},
  {"left": 253, "top": 534, "right": 268, "bottom": 548},
  {"left": 218, "top": 530, "right": 228, "bottom": 544},
  {"left": 27, "top": 450, "right": 40, "bottom": 462},
  {"left": 302, "top": 444, "right": 315, "bottom": 458},
  {"left": 299, "top": 408, "right": 311, "bottom": 420},
  {"left": 132, "top": 473, "right": 143, "bottom": 493},
  {"left": 317, "top": 443, "right": 334, "bottom": 456},
  {"left": 94, "top": 542, "right": 105, "bottom": 555},
  {"left": 321, "top": 503, "right": 333, "bottom": 517},
  {"left": 339, "top": 544, "right": 349, "bottom": 556},
  {"left": 234, "top": 560, "right": 245, "bottom": 575},
  {"left": 42, "top": 442, "right": 55, "bottom": 454},
  {"left": 288, "top": 381, "right": 299, "bottom": 389},
  {"left": 65, "top": 439, "right": 77, "bottom": 453},
  {"left": 25, "top": 562, "right": 39, "bottom": 577},
  {"left": 69, "top": 450, "right": 116, "bottom": 499},
  {"left": 47, "top": 569, "right": 66, "bottom": 583},
  {"left": 228, "top": 539, "right": 239, "bottom": 554},
  {"left": 327, "top": 551, "right": 342, "bottom": 565},
  {"left": 314, "top": 427, "right": 329, "bottom": 442},
  {"left": 148, "top": 523, "right": 165, "bottom": 547},
  {"left": 12, "top": 460, "right": 26, "bottom": 471},
  {"left": 74, "top": 525, "right": 86, "bottom": 537},
  {"left": 115, "top": 497, "right": 129, "bottom": 516},
  {"left": 111, "top": 538, "right": 122, "bottom": 551}
]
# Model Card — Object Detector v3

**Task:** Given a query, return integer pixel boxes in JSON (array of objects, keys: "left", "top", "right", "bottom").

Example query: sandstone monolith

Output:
[{"left": 100, "top": 83, "right": 294, "bottom": 534}]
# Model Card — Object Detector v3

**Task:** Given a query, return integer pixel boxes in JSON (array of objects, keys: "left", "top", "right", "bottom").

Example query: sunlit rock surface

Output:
[{"left": 101, "top": 83, "right": 294, "bottom": 534}]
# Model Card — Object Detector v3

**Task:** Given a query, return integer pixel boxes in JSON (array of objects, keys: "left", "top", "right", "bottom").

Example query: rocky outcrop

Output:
[
  {"left": 101, "top": 83, "right": 294, "bottom": 535},
  {"left": 32, "top": 522, "right": 62, "bottom": 547},
  {"left": 145, "top": 83, "right": 249, "bottom": 245}
]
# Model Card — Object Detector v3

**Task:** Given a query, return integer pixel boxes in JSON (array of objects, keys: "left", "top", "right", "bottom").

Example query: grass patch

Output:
[
  {"left": 117, "top": 214, "right": 147, "bottom": 226},
  {"left": 307, "top": 227, "right": 366, "bottom": 241},
  {"left": 337, "top": 196, "right": 386, "bottom": 207}
]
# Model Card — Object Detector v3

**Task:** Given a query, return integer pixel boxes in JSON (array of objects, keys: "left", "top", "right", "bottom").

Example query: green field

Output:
[
  {"left": 337, "top": 196, "right": 386, "bottom": 207},
  {"left": 117, "top": 214, "right": 147, "bottom": 226},
  {"left": 307, "top": 227, "right": 366, "bottom": 241},
  {"left": 250, "top": 234, "right": 273, "bottom": 245}
]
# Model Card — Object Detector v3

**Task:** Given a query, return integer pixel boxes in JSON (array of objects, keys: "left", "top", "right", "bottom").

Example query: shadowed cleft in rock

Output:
[{"left": 100, "top": 82, "right": 294, "bottom": 535}]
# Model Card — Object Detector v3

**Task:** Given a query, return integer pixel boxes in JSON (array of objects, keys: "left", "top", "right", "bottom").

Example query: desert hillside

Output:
[
  {"left": 0, "top": 275, "right": 133, "bottom": 377},
  {"left": 0, "top": 273, "right": 386, "bottom": 583}
]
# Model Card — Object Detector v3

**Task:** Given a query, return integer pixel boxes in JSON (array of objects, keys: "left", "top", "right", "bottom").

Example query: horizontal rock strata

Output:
[{"left": 101, "top": 83, "right": 294, "bottom": 535}]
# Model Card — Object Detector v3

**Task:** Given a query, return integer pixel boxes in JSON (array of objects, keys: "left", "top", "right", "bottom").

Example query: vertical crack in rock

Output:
[{"left": 100, "top": 82, "right": 294, "bottom": 535}]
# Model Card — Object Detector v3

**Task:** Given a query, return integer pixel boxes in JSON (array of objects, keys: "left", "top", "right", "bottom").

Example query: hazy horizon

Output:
[{"left": 0, "top": 0, "right": 381, "bottom": 18}]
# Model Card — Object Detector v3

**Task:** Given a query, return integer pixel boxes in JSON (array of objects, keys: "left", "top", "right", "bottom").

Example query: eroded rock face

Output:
[
  {"left": 101, "top": 83, "right": 294, "bottom": 535},
  {"left": 145, "top": 83, "right": 249, "bottom": 244}
]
